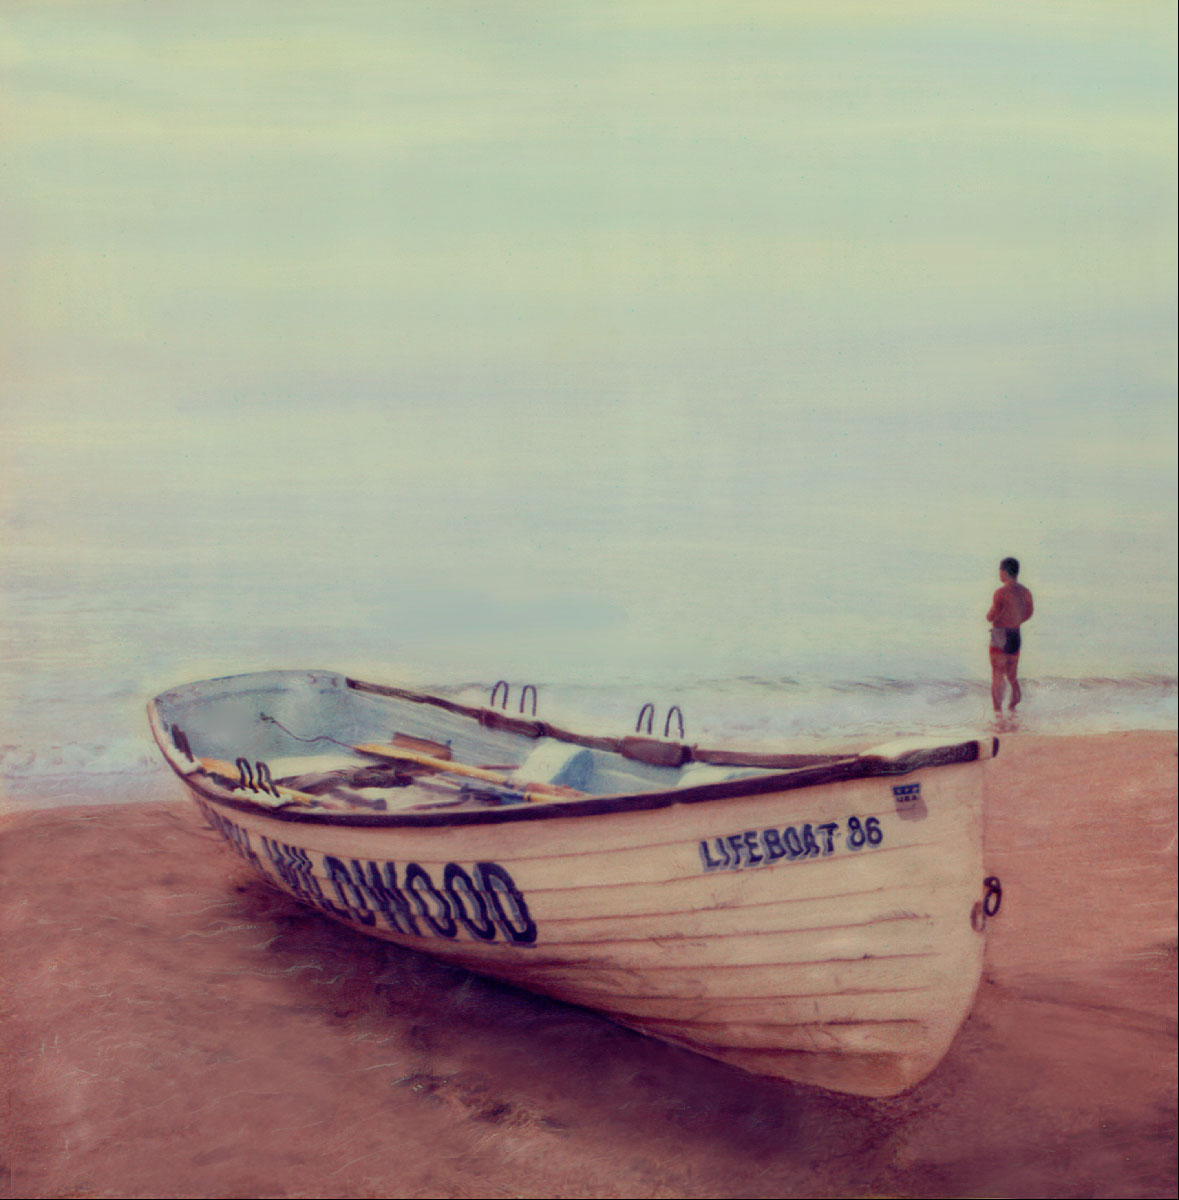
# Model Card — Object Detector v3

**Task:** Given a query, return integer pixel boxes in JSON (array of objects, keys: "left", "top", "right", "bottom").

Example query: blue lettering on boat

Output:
[
  {"left": 475, "top": 860, "right": 538, "bottom": 946},
  {"left": 332, "top": 858, "right": 422, "bottom": 937},
  {"left": 443, "top": 863, "right": 497, "bottom": 942},
  {"left": 315, "top": 856, "right": 536, "bottom": 945},
  {"left": 191, "top": 800, "right": 537, "bottom": 945},
  {"left": 260, "top": 836, "right": 333, "bottom": 912},
  {"left": 194, "top": 798, "right": 265, "bottom": 872},
  {"left": 404, "top": 862, "right": 458, "bottom": 939},
  {"left": 698, "top": 815, "right": 885, "bottom": 872}
]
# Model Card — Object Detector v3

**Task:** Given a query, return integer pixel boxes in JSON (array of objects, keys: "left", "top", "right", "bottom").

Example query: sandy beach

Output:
[{"left": 2, "top": 731, "right": 1175, "bottom": 1200}]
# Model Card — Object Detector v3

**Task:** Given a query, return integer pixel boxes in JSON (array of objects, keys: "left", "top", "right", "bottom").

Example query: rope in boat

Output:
[{"left": 258, "top": 712, "right": 356, "bottom": 752}]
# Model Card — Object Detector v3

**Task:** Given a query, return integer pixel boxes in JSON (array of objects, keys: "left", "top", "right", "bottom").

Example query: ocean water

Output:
[
  {"left": 3, "top": 4, "right": 1175, "bottom": 813},
  {"left": 2, "top": 521, "right": 1174, "bottom": 813}
]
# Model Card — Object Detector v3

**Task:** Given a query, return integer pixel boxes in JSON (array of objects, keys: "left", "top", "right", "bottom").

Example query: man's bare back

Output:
[
  {"left": 987, "top": 580, "right": 1033, "bottom": 629},
  {"left": 987, "top": 557, "right": 1033, "bottom": 712}
]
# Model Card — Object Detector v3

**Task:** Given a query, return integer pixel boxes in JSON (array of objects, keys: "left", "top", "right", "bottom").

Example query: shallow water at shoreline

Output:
[
  {"left": 3, "top": 524, "right": 1175, "bottom": 812},
  {"left": 2, "top": 669, "right": 1174, "bottom": 814}
]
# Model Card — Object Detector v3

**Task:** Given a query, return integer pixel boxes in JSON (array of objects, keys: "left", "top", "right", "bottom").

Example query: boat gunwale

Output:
[
  {"left": 149, "top": 672, "right": 988, "bottom": 827},
  {"left": 167, "top": 753, "right": 977, "bottom": 828},
  {"left": 346, "top": 676, "right": 853, "bottom": 767}
]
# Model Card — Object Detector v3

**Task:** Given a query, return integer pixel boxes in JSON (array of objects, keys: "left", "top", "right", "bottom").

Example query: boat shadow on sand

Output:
[
  {"left": 214, "top": 850, "right": 930, "bottom": 1179},
  {"left": 190, "top": 788, "right": 1176, "bottom": 1200}
]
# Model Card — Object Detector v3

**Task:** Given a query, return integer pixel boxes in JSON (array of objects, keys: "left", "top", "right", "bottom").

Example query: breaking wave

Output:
[{"left": 2, "top": 673, "right": 1173, "bottom": 805}]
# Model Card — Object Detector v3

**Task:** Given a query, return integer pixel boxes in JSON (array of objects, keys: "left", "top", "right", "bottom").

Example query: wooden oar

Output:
[
  {"left": 198, "top": 739, "right": 581, "bottom": 809},
  {"left": 352, "top": 742, "right": 582, "bottom": 801}
]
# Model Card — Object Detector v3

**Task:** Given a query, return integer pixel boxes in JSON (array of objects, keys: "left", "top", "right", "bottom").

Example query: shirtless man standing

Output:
[{"left": 987, "top": 557, "right": 1034, "bottom": 712}]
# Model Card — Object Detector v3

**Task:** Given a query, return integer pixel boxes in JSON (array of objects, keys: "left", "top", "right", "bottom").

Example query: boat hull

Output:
[{"left": 173, "top": 750, "right": 987, "bottom": 1098}]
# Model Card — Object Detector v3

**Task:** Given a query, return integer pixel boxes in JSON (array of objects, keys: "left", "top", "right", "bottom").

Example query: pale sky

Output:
[{"left": 2, "top": 2, "right": 1176, "bottom": 683}]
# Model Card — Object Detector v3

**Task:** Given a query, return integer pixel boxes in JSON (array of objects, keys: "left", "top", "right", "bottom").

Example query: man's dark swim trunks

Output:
[{"left": 989, "top": 626, "right": 1021, "bottom": 655}]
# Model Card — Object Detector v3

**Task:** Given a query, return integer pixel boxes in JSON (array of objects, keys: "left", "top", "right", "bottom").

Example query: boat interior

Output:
[{"left": 149, "top": 669, "right": 841, "bottom": 813}]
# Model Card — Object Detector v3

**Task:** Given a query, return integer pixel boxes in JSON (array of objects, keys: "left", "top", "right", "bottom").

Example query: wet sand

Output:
[{"left": 2, "top": 731, "right": 1175, "bottom": 1199}]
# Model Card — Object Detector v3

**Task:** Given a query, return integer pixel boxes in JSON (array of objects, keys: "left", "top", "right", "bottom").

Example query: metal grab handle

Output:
[
  {"left": 664, "top": 706, "right": 685, "bottom": 740},
  {"left": 634, "top": 703, "right": 685, "bottom": 738},
  {"left": 490, "top": 680, "right": 510, "bottom": 710},
  {"left": 519, "top": 684, "right": 538, "bottom": 716},
  {"left": 255, "top": 760, "right": 279, "bottom": 798},
  {"left": 235, "top": 757, "right": 255, "bottom": 790}
]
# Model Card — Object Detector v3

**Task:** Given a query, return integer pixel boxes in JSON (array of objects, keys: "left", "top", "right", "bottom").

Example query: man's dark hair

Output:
[{"left": 1000, "top": 557, "right": 1020, "bottom": 578}]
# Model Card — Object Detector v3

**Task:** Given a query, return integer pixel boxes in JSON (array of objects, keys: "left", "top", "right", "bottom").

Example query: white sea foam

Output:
[
  {"left": 2, "top": 484, "right": 1174, "bottom": 812},
  {"left": 0, "top": 738, "right": 162, "bottom": 780},
  {"left": 3, "top": 672, "right": 1172, "bottom": 815}
]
